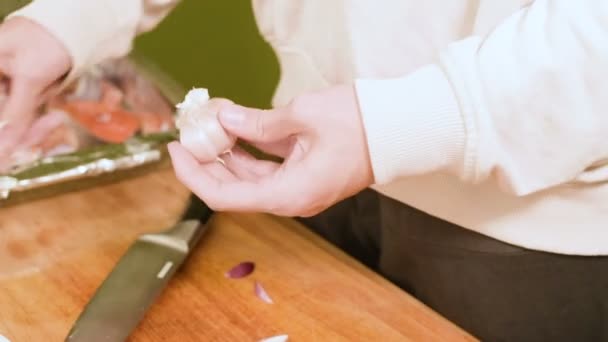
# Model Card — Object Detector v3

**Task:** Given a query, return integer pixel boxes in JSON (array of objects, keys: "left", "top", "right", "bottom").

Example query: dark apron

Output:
[{"left": 299, "top": 189, "right": 608, "bottom": 342}]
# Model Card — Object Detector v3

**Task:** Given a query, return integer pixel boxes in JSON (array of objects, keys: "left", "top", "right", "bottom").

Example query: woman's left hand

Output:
[{"left": 168, "top": 84, "right": 374, "bottom": 217}]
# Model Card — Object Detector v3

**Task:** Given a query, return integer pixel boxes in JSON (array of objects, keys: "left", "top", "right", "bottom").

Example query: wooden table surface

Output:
[{"left": 0, "top": 168, "right": 477, "bottom": 341}]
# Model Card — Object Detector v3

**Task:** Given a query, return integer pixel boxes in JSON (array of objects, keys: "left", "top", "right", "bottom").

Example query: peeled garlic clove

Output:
[
  {"left": 259, "top": 335, "right": 288, "bottom": 342},
  {"left": 254, "top": 281, "right": 274, "bottom": 304},
  {"left": 175, "top": 88, "right": 236, "bottom": 163}
]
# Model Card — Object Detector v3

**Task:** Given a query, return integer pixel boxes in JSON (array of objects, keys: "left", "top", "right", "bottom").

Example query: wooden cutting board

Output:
[{"left": 0, "top": 167, "right": 478, "bottom": 341}]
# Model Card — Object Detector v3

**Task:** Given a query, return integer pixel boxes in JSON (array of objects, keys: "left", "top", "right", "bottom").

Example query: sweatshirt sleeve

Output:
[
  {"left": 355, "top": 0, "right": 608, "bottom": 196},
  {"left": 6, "top": 0, "right": 181, "bottom": 87}
]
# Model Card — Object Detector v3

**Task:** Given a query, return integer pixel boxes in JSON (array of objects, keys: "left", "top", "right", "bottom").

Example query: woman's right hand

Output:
[{"left": 0, "top": 16, "right": 71, "bottom": 158}]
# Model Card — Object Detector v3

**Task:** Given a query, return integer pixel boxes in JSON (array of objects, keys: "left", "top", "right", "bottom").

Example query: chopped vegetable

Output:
[
  {"left": 225, "top": 261, "right": 255, "bottom": 279},
  {"left": 255, "top": 281, "right": 274, "bottom": 304},
  {"left": 258, "top": 334, "right": 288, "bottom": 342}
]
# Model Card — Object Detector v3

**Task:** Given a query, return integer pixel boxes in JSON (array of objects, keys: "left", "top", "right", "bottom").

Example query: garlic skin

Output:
[
  {"left": 258, "top": 335, "right": 288, "bottom": 342},
  {"left": 175, "top": 88, "right": 236, "bottom": 163}
]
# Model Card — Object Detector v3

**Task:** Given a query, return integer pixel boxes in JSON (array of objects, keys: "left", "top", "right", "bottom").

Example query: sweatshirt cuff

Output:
[
  {"left": 7, "top": 0, "right": 138, "bottom": 89},
  {"left": 355, "top": 65, "right": 466, "bottom": 184}
]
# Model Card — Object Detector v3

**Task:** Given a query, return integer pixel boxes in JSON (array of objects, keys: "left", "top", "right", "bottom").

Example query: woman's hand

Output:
[
  {"left": 169, "top": 84, "right": 374, "bottom": 217},
  {"left": 0, "top": 17, "right": 71, "bottom": 157}
]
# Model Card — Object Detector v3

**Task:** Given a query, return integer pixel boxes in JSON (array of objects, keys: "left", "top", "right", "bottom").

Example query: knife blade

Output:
[{"left": 65, "top": 195, "right": 213, "bottom": 342}]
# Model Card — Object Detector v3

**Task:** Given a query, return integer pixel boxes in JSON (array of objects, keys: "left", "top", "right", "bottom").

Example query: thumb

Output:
[{"left": 218, "top": 104, "right": 301, "bottom": 143}]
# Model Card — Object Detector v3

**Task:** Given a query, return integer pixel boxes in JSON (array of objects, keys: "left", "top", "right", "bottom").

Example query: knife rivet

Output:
[{"left": 157, "top": 261, "right": 174, "bottom": 279}]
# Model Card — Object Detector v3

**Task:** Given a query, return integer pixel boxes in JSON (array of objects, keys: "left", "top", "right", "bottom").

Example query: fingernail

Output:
[{"left": 219, "top": 109, "right": 245, "bottom": 127}]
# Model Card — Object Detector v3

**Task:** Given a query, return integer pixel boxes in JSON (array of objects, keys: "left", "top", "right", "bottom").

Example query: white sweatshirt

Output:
[{"left": 8, "top": 0, "right": 608, "bottom": 255}]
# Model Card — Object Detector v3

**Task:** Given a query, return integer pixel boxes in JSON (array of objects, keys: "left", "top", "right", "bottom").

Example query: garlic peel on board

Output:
[{"left": 175, "top": 88, "right": 236, "bottom": 163}]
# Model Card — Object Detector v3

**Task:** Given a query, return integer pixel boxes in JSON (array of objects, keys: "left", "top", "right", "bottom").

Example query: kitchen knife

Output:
[{"left": 65, "top": 194, "right": 213, "bottom": 342}]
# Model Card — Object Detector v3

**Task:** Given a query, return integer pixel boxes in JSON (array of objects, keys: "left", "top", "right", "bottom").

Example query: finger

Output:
[
  {"left": 222, "top": 147, "right": 280, "bottom": 181},
  {"left": 168, "top": 141, "right": 237, "bottom": 183},
  {"left": 247, "top": 137, "right": 295, "bottom": 159},
  {"left": 169, "top": 139, "right": 316, "bottom": 215},
  {"left": 169, "top": 141, "right": 261, "bottom": 211},
  {"left": 218, "top": 104, "right": 302, "bottom": 143},
  {"left": 1, "top": 77, "right": 37, "bottom": 121},
  {"left": 18, "top": 110, "right": 66, "bottom": 148},
  {"left": 0, "top": 79, "right": 39, "bottom": 155},
  {"left": 203, "top": 159, "right": 239, "bottom": 182},
  {"left": 0, "top": 62, "right": 10, "bottom": 113},
  {"left": 169, "top": 140, "right": 282, "bottom": 212},
  {"left": 220, "top": 162, "right": 310, "bottom": 215}
]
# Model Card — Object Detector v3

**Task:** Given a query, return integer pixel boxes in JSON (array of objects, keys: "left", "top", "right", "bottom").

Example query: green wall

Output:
[
  {"left": 133, "top": 0, "right": 280, "bottom": 109},
  {"left": 0, "top": 0, "right": 29, "bottom": 17}
]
